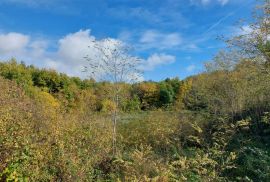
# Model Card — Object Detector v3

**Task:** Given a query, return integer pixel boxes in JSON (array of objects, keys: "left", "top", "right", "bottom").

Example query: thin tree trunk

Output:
[
  {"left": 112, "top": 91, "right": 119, "bottom": 156},
  {"left": 112, "top": 109, "right": 117, "bottom": 155}
]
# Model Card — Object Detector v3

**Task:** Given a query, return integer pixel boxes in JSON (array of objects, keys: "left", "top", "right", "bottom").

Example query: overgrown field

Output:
[{"left": 1, "top": 59, "right": 270, "bottom": 181}]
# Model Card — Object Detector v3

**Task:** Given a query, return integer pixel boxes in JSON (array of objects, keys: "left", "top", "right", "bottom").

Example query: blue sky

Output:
[{"left": 0, "top": 0, "right": 256, "bottom": 81}]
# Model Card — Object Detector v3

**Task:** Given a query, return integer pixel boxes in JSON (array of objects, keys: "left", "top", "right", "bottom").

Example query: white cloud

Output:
[
  {"left": 0, "top": 30, "right": 179, "bottom": 80},
  {"left": 1, "top": 0, "right": 61, "bottom": 7},
  {"left": 118, "top": 30, "right": 132, "bottom": 42},
  {"left": 190, "top": 0, "right": 230, "bottom": 6},
  {"left": 140, "top": 53, "right": 176, "bottom": 71},
  {"left": 108, "top": 3, "right": 189, "bottom": 29},
  {"left": 43, "top": 30, "right": 127, "bottom": 78},
  {"left": 0, "top": 0, "right": 78, "bottom": 15},
  {"left": 234, "top": 25, "right": 253, "bottom": 35},
  {"left": 46, "top": 29, "right": 121, "bottom": 77},
  {"left": 0, "top": 32, "right": 29, "bottom": 54},
  {"left": 0, "top": 30, "right": 94, "bottom": 77},
  {"left": 202, "top": 0, "right": 211, "bottom": 5},
  {"left": 119, "top": 29, "right": 200, "bottom": 52},
  {"left": 218, "top": 0, "right": 229, "bottom": 6},
  {"left": 185, "top": 43, "right": 199, "bottom": 50},
  {"left": 0, "top": 30, "right": 149, "bottom": 80},
  {"left": 140, "top": 30, "right": 158, "bottom": 43},
  {"left": 57, "top": 29, "right": 95, "bottom": 66},
  {"left": 186, "top": 64, "right": 196, "bottom": 72},
  {"left": 29, "top": 40, "right": 48, "bottom": 58},
  {"left": 139, "top": 30, "right": 182, "bottom": 50}
]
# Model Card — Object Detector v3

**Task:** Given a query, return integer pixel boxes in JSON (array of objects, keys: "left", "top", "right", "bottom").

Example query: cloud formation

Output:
[
  {"left": 118, "top": 29, "right": 184, "bottom": 51},
  {"left": 218, "top": 0, "right": 229, "bottom": 6},
  {"left": 108, "top": 1, "right": 189, "bottom": 30},
  {"left": 234, "top": 25, "right": 253, "bottom": 35},
  {"left": 0, "top": 32, "right": 29, "bottom": 54},
  {"left": 57, "top": 30, "right": 95, "bottom": 66},
  {"left": 190, "top": 0, "right": 230, "bottom": 6},
  {"left": 139, "top": 30, "right": 182, "bottom": 50},
  {"left": 186, "top": 64, "right": 196, "bottom": 72},
  {"left": 140, "top": 53, "right": 176, "bottom": 71},
  {"left": 0, "top": 30, "right": 177, "bottom": 79},
  {"left": 1, "top": 0, "right": 63, "bottom": 7}
]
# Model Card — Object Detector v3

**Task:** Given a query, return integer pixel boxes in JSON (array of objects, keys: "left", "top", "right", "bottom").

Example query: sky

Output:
[{"left": 0, "top": 0, "right": 256, "bottom": 81}]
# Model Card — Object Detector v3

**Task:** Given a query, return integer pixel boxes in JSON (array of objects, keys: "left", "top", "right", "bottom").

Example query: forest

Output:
[{"left": 1, "top": 1, "right": 270, "bottom": 181}]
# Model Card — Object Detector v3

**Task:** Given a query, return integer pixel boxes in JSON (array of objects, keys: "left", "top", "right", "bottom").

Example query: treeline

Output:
[{"left": 0, "top": 59, "right": 189, "bottom": 112}]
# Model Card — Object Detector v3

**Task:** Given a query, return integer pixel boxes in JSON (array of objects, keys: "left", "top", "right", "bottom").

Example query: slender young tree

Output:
[{"left": 84, "top": 38, "right": 142, "bottom": 155}]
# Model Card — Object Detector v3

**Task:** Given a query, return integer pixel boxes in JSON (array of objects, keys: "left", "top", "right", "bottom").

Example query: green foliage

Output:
[
  {"left": 118, "top": 111, "right": 180, "bottom": 155},
  {"left": 224, "top": 146, "right": 270, "bottom": 181},
  {"left": 159, "top": 83, "right": 174, "bottom": 107},
  {"left": 98, "top": 99, "right": 117, "bottom": 112},
  {"left": 169, "top": 150, "right": 219, "bottom": 181},
  {"left": 0, "top": 59, "right": 33, "bottom": 86},
  {"left": 122, "top": 96, "right": 141, "bottom": 112}
]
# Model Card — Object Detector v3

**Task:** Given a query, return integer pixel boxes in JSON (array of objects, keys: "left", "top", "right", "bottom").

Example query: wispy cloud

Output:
[
  {"left": 119, "top": 30, "right": 178, "bottom": 50},
  {"left": 190, "top": 0, "right": 230, "bottom": 6},
  {"left": 203, "top": 0, "right": 255, "bottom": 34},
  {"left": 204, "top": 12, "right": 234, "bottom": 33},
  {"left": 139, "top": 30, "right": 182, "bottom": 50},
  {"left": 140, "top": 53, "right": 176, "bottom": 71},
  {"left": 107, "top": 1, "right": 190, "bottom": 29},
  {"left": 1, "top": 0, "right": 57, "bottom": 7},
  {"left": 218, "top": 0, "right": 229, "bottom": 6},
  {"left": 0, "top": 0, "right": 79, "bottom": 15},
  {"left": 186, "top": 64, "right": 196, "bottom": 72},
  {"left": 232, "top": 25, "right": 253, "bottom": 36},
  {"left": 118, "top": 29, "right": 202, "bottom": 53}
]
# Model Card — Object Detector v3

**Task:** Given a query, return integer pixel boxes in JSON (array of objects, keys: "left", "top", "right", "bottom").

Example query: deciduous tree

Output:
[{"left": 84, "top": 38, "right": 142, "bottom": 154}]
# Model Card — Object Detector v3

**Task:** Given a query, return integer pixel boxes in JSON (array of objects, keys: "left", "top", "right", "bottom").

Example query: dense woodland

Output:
[{"left": 1, "top": 1, "right": 270, "bottom": 181}]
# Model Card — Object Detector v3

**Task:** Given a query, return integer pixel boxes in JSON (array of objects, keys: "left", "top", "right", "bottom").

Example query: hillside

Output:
[{"left": 1, "top": 56, "right": 270, "bottom": 181}]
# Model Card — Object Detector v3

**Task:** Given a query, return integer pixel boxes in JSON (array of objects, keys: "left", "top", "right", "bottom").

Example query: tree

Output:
[
  {"left": 204, "top": 50, "right": 244, "bottom": 72},
  {"left": 134, "top": 82, "right": 159, "bottom": 110},
  {"left": 226, "top": 0, "right": 270, "bottom": 64},
  {"left": 175, "top": 79, "right": 192, "bottom": 110},
  {"left": 159, "top": 83, "right": 174, "bottom": 107},
  {"left": 84, "top": 38, "right": 142, "bottom": 155}
]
